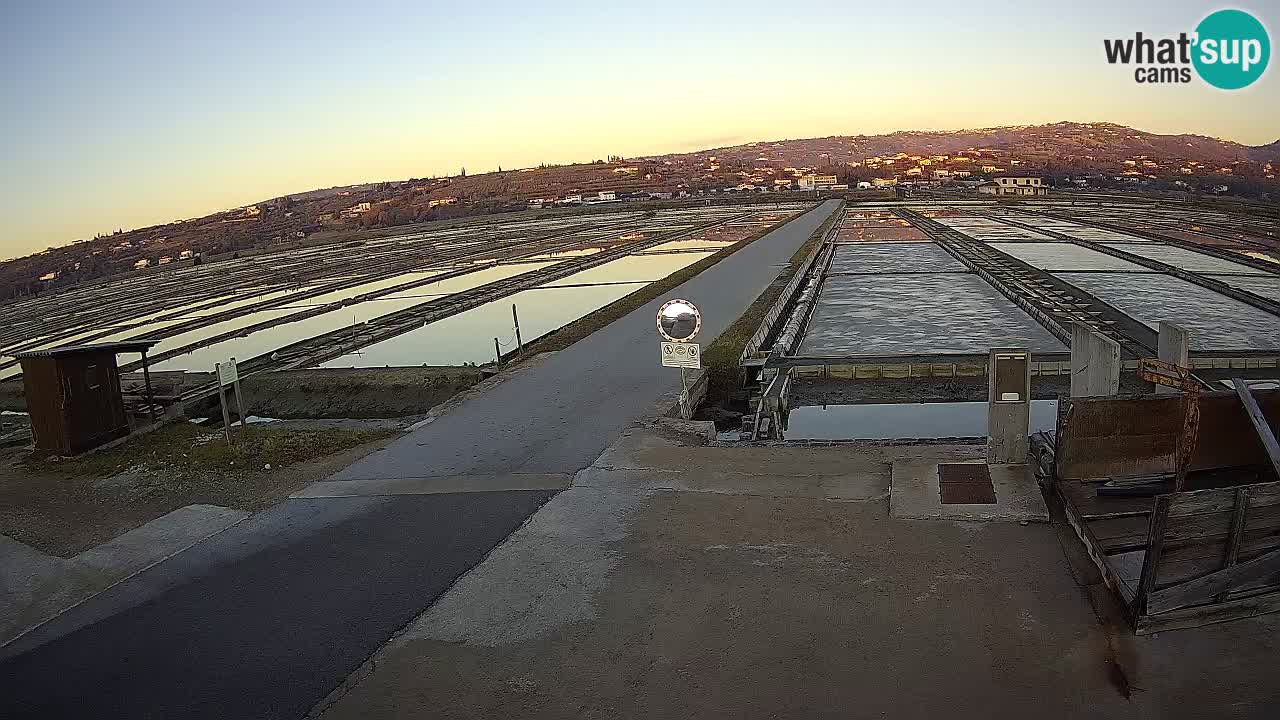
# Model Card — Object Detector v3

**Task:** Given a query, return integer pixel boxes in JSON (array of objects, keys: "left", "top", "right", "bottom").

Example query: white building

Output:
[
  {"left": 798, "top": 174, "right": 838, "bottom": 190},
  {"left": 992, "top": 176, "right": 1048, "bottom": 196},
  {"left": 583, "top": 191, "right": 618, "bottom": 204}
]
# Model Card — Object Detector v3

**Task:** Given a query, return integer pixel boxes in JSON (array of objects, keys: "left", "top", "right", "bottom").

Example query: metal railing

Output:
[{"left": 738, "top": 208, "right": 844, "bottom": 365}]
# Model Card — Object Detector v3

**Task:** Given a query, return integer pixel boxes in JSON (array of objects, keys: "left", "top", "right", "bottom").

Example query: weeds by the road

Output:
[
  {"left": 26, "top": 422, "right": 395, "bottom": 478},
  {"left": 7, "top": 421, "right": 398, "bottom": 555},
  {"left": 700, "top": 203, "right": 840, "bottom": 398}
]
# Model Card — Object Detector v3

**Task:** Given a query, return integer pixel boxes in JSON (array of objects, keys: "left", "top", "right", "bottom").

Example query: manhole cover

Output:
[{"left": 938, "top": 463, "right": 996, "bottom": 504}]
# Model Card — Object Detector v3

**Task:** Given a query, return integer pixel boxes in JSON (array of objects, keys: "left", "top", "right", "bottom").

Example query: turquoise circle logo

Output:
[{"left": 1193, "top": 9, "right": 1270, "bottom": 89}]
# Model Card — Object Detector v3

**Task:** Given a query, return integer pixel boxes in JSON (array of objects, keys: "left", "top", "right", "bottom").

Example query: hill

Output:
[{"left": 3, "top": 121, "right": 1277, "bottom": 301}]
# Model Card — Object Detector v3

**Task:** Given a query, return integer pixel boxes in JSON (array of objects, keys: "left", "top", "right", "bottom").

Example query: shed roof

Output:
[{"left": 13, "top": 340, "right": 160, "bottom": 359}]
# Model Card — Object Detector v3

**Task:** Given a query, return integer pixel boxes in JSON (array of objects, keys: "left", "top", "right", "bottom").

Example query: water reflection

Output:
[
  {"left": 783, "top": 400, "right": 1058, "bottom": 441},
  {"left": 323, "top": 249, "right": 717, "bottom": 367}
]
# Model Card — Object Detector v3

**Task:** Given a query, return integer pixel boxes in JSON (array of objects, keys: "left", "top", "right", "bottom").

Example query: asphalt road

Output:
[
  {"left": 0, "top": 200, "right": 840, "bottom": 719},
  {"left": 330, "top": 199, "right": 840, "bottom": 480}
]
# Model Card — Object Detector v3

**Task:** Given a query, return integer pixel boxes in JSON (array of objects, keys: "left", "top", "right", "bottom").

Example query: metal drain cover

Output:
[{"left": 938, "top": 463, "right": 997, "bottom": 504}]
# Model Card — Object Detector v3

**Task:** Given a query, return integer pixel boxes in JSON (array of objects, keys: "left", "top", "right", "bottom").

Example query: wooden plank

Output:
[
  {"left": 1232, "top": 378, "right": 1280, "bottom": 480},
  {"left": 1092, "top": 514, "right": 1161, "bottom": 553},
  {"left": 1167, "top": 480, "right": 1280, "bottom": 517},
  {"left": 1138, "top": 357, "right": 1201, "bottom": 393},
  {"left": 1153, "top": 530, "right": 1280, "bottom": 584},
  {"left": 1135, "top": 495, "right": 1172, "bottom": 616},
  {"left": 1137, "top": 588, "right": 1280, "bottom": 634},
  {"left": 1217, "top": 487, "right": 1251, "bottom": 602},
  {"left": 1147, "top": 549, "right": 1280, "bottom": 614},
  {"left": 1164, "top": 503, "right": 1280, "bottom": 544},
  {"left": 1224, "top": 487, "right": 1251, "bottom": 568},
  {"left": 1059, "top": 477, "right": 1155, "bottom": 519}
]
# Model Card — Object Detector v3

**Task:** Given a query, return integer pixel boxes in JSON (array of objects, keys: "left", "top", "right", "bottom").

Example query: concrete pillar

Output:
[
  {"left": 988, "top": 347, "right": 1031, "bottom": 464},
  {"left": 1156, "top": 321, "right": 1191, "bottom": 395},
  {"left": 1070, "top": 323, "right": 1120, "bottom": 398}
]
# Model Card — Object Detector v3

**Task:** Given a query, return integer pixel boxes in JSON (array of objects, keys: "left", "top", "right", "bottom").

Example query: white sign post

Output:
[
  {"left": 215, "top": 358, "right": 247, "bottom": 444},
  {"left": 656, "top": 299, "right": 703, "bottom": 419}
]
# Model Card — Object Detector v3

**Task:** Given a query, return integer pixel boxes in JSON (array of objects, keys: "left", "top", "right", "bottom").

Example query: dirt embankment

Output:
[
  {"left": 2, "top": 422, "right": 398, "bottom": 556},
  {"left": 234, "top": 367, "right": 488, "bottom": 419},
  {"left": 4, "top": 367, "right": 488, "bottom": 419},
  {"left": 789, "top": 374, "right": 1155, "bottom": 406}
]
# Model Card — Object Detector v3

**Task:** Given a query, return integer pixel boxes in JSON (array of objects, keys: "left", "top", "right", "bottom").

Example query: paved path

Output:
[
  {"left": 0, "top": 200, "right": 840, "bottom": 719},
  {"left": 330, "top": 199, "right": 840, "bottom": 481}
]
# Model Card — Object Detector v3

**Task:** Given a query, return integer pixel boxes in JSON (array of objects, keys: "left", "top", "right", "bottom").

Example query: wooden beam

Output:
[
  {"left": 1232, "top": 378, "right": 1280, "bottom": 480},
  {"left": 1216, "top": 487, "right": 1251, "bottom": 603},
  {"left": 1135, "top": 495, "right": 1172, "bottom": 617},
  {"left": 1174, "top": 394, "right": 1200, "bottom": 492},
  {"left": 1224, "top": 487, "right": 1251, "bottom": 569},
  {"left": 1137, "top": 589, "right": 1280, "bottom": 634},
  {"left": 1147, "top": 548, "right": 1280, "bottom": 615}
]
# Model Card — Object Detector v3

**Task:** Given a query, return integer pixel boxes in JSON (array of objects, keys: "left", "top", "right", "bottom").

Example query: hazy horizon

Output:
[{"left": 3, "top": 0, "right": 1277, "bottom": 259}]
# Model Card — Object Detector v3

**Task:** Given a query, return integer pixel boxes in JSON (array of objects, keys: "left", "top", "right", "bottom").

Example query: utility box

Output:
[
  {"left": 15, "top": 341, "right": 158, "bottom": 455},
  {"left": 988, "top": 347, "right": 1031, "bottom": 464}
]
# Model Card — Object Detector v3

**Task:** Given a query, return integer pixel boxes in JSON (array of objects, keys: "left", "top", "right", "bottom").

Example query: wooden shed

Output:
[{"left": 15, "top": 341, "right": 159, "bottom": 455}]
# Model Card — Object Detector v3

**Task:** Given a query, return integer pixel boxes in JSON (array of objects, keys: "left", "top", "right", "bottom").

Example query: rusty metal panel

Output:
[
  {"left": 1193, "top": 392, "right": 1280, "bottom": 473},
  {"left": 1056, "top": 395, "right": 1184, "bottom": 479},
  {"left": 1057, "top": 391, "right": 1280, "bottom": 480}
]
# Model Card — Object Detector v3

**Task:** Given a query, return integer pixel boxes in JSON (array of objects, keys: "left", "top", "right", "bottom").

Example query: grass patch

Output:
[
  {"left": 508, "top": 207, "right": 813, "bottom": 360},
  {"left": 6, "top": 421, "right": 399, "bottom": 555},
  {"left": 28, "top": 422, "right": 396, "bottom": 478},
  {"left": 700, "top": 204, "right": 841, "bottom": 400}
]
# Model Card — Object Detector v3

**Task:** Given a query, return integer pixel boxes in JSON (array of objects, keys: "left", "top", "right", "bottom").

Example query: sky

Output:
[{"left": 1, "top": 0, "right": 1277, "bottom": 259}]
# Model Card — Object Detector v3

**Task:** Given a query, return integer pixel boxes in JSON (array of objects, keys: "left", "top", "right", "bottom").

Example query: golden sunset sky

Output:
[{"left": 2, "top": 0, "right": 1276, "bottom": 259}]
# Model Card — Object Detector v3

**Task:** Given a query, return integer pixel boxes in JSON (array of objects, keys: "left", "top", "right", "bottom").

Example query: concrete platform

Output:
[
  {"left": 889, "top": 459, "right": 1049, "bottom": 522},
  {"left": 312, "top": 422, "right": 1280, "bottom": 720}
]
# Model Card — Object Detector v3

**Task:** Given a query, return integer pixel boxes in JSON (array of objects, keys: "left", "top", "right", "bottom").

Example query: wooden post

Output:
[
  {"left": 216, "top": 362, "right": 233, "bottom": 445},
  {"left": 1134, "top": 495, "right": 1172, "bottom": 618},
  {"left": 1173, "top": 394, "right": 1200, "bottom": 492},
  {"left": 1223, "top": 488, "right": 1250, "bottom": 569},
  {"left": 140, "top": 348, "right": 158, "bottom": 422},
  {"left": 678, "top": 367, "right": 691, "bottom": 420},
  {"left": 512, "top": 304, "right": 522, "bottom": 355},
  {"left": 494, "top": 337, "right": 502, "bottom": 366},
  {"left": 231, "top": 358, "right": 247, "bottom": 428},
  {"left": 1207, "top": 486, "right": 1252, "bottom": 604}
]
